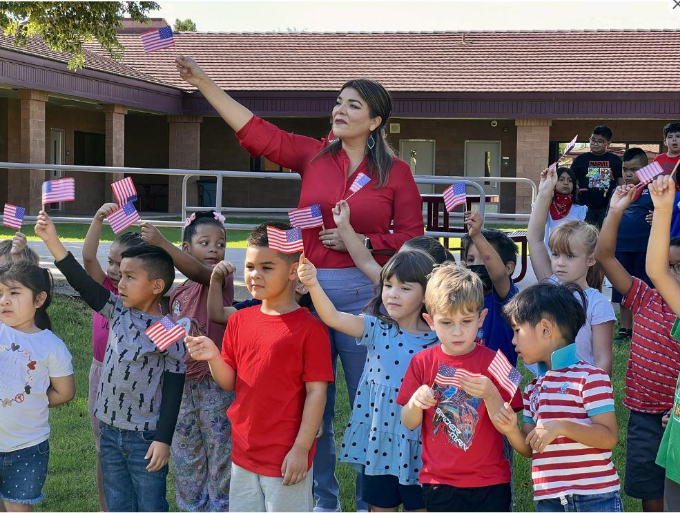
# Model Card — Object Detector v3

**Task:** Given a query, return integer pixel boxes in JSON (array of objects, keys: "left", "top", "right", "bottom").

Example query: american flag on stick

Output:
[
  {"left": 346, "top": 173, "right": 371, "bottom": 199},
  {"left": 289, "top": 204, "right": 323, "bottom": 229},
  {"left": 635, "top": 162, "right": 665, "bottom": 189},
  {"left": 107, "top": 202, "right": 141, "bottom": 235},
  {"left": 145, "top": 315, "right": 186, "bottom": 351},
  {"left": 433, "top": 364, "right": 482, "bottom": 389},
  {"left": 2, "top": 204, "right": 25, "bottom": 230},
  {"left": 42, "top": 178, "right": 75, "bottom": 205},
  {"left": 562, "top": 134, "right": 578, "bottom": 157},
  {"left": 141, "top": 26, "right": 175, "bottom": 53},
  {"left": 266, "top": 226, "right": 304, "bottom": 254},
  {"left": 111, "top": 177, "right": 138, "bottom": 206},
  {"left": 488, "top": 351, "right": 522, "bottom": 398},
  {"left": 443, "top": 183, "right": 467, "bottom": 212}
]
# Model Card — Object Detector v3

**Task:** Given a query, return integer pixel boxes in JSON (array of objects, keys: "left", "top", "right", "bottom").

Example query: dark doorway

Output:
[{"left": 74, "top": 131, "right": 105, "bottom": 166}]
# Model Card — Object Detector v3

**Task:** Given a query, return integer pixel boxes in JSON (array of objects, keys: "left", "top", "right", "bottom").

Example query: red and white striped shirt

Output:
[
  {"left": 622, "top": 278, "right": 680, "bottom": 413},
  {"left": 523, "top": 346, "right": 620, "bottom": 501}
]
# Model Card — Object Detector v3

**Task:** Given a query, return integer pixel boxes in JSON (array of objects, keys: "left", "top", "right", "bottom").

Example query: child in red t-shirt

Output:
[
  {"left": 397, "top": 264, "right": 522, "bottom": 512},
  {"left": 654, "top": 122, "right": 680, "bottom": 175},
  {"left": 186, "top": 222, "right": 334, "bottom": 512}
]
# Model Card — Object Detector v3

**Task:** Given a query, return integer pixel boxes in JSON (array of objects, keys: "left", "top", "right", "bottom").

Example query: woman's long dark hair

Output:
[
  {"left": 0, "top": 261, "right": 53, "bottom": 330},
  {"left": 314, "top": 79, "right": 396, "bottom": 188},
  {"left": 364, "top": 251, "right": 435, "bottom": 331}
]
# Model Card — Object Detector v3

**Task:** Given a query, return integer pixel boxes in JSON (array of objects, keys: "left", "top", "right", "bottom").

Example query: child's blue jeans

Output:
[
  {"left": 536, "top": 491, "right": 623, "bottom": 512},
  {"left": 100, "top": 422, "right": 169, "bottom": 512}
]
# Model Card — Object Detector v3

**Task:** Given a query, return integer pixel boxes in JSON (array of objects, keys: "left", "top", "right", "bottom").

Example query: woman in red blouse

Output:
[{"left": 176, "top": 55, "right": 424, "bottom": 511}]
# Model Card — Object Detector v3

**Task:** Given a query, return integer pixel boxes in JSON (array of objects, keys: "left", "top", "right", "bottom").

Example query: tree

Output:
[
  {"left": 173, "top": 18, "right": 196, "bottom": 32},
  {"left": 0, "top": 2, "right": 159, "bottom": 70}
]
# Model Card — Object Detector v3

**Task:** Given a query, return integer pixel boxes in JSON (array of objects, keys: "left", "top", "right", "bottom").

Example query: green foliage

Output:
[
  {"left": 0, "top": 1, "right": 159, "bottom": 70},
  {"left": 173, "top": 18, "right": 196, "bottom": 32}
]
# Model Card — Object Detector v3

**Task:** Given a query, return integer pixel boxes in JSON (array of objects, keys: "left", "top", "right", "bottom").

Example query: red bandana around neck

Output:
[{"left": 550, "top": 193, "right": 573, "bottom": 220}]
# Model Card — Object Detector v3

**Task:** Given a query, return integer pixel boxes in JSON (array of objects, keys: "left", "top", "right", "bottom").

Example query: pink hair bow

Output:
[
  {"left": 213, "top": 212, "right": 225, "bottom": 224},
  {"left": 184, "top": 213, "right": 196, "bottom": 227}
]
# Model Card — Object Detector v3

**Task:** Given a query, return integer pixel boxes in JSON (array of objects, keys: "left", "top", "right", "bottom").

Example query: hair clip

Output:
[
  {"left": 213, "top": 212, "right": 225, "bottom": 224},
  {"left": 184, "top": 213, "right": 197, "bottom": 227}
]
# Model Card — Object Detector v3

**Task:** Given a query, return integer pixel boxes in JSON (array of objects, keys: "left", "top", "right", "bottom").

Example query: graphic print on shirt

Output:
[
  {"left": 586, "top": 161, "right": 613, "bottom": 191},
  {"left": 674, "top": 381, "right": 680, "bottom": 423},
  {"left": 0, "top": 341, "right": 35, "bottom": 407},
  {"left": 431, "top": 364, "right": 481, "bottom": 451}
]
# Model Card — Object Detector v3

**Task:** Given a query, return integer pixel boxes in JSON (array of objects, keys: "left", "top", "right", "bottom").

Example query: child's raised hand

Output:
[
  {"left": 10, "top": 232, "right": 28, "bottom": 257},
  {"left": 281, "top": 445, "right": 309, "bottom": 486},
  {"left": 409, "top": 385, "right": 437, "bottom": 410},
  {"left": 492, "top": 402, "right": 518, "bottom": 434},
  {"left": 140, "top": 222, "right": 165, "bottom": 246},
  {"left": 144, "top": 441, "right": 169, "bottom": 472},
  {"left": 464, "top": 211, "right": 484, "bottom": 238},
  {"left": 538, "top": 167, "right": 558, "bottom": 197},
  {"left": 96, "top": 202, "right": 119, "bottom": 222},
  {"left": 332, "top": 200, "right": 350, "bottom": 229},
  {"left": 211, "top": 260, "right": 236, "bottom": 282},
  {"left": 525, "top": 420, "right": 561, "bottom": 453},
  {"left": 297, "top": 253, "right": 318, "bottom": 288},
  {"left": 34, "top": 211, "right": 58, "bottom": 242},
  {"left": 460, "top": 374, "right": 496, "bottom": 400},
  {"left": 649, "top": 174, "right": 677, "bottom": 211},
  {"left": 185, "top": 335, "right": 220, "bottom": 362},
  {"left": 608, "top": 184, "right": 636, "bottom": 213}
]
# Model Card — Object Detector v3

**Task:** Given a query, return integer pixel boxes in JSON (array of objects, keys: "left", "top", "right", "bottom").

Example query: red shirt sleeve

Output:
[
  {"left": 621, "top": 277, "right": 652, "bottom": 314},
  {"left": 235, "top": 115, "right": 325, "bottom": 176},
  {"left": 302, "top": 319, "right": 334, "bottom": 383},
  {"left": 220, "top": 312, "right": 238, "bottom": 370},
  {"left": 364, "top": 161, "right": 424, "bottom": 253},
  {"left": 397, "top": 356, "right": 423, "bottom": 406}
]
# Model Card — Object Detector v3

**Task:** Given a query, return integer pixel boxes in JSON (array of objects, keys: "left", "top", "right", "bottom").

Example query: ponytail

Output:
[{"left": 0, "top": 262, "right": 53, "bottom": 331}]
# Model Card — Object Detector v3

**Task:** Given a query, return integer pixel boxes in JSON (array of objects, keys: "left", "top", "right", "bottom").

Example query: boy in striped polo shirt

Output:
[
  {"left": 595, "top": 183, "right": 680, "bottom": 512},
  {"left": 494, "top": 282, "right": 622, "bottom": 512}
]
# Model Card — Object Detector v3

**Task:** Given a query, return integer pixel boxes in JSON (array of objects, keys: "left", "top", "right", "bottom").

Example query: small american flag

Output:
[
  {"left": 443, "top": 183, "right": 467, "bottom": 212},
  {"left": 2, "top": 204, "right": 25, "bottom": 230},
  {"left": 562, "top": 134, "right": 578, "bottom": 157},
  {"left": 145, "top": 315, "right": 186, "bottom": 351},
  {"left": 266, "top": 226, "right": 304, "bottom": 254},
  {"left": 635, "top": 162, "right": 665, "bottom": 187},
  {"left": 289, "top": 204, "right": 323, "bottom": 229},
  {"left": 141, "top": 26, "right": 175, "bottom": 53},
  {"left": 107, "top": 202, "right": 141, "bottom": 235},
  {"left": 488, "top": 351, "right": 522, "bottom": 398},
  {"left": 42, "top": 178, "right": 75, "bottom": 204},
  {"left": 111, "top": 177, "right": 138, "bottom": 206},
  {"left": 349, "top": 173, "right": 371, "bottom": 194},
  {"left": 548, "top": 162, "right": 558, "bottom": 173},
  {"left": 434, "top": 364, "right": 482, "bottom": 389}
]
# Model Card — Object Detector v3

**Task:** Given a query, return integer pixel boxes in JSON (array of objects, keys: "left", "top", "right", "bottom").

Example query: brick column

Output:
[
  {"left": 515, "top": 118, "right": 552, "bottom": 214},
  {"left": 103, "top": 104, "right": 128, "bottom": 202},
  {"left": 167, "top": 115, "right": 202, "bottom": 213},
  {"left": 7, "top": 90, "right": 48, "bottom": 214}
]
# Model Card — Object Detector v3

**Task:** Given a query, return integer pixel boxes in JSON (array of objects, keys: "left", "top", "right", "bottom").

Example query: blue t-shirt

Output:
[
  {"left": 616, "top": 189, "right": 654, "bottom": 252},
  {"left": 477, "top": 279, "right": 519, "bottom": 366},
  {"left": 672, "top": 191, "right": 680, "bottom": 239}
]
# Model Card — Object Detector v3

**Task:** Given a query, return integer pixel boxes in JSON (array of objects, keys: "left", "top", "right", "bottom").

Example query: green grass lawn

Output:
[{"left": 41, "top": 295, "right": 639, "bottom": 512}]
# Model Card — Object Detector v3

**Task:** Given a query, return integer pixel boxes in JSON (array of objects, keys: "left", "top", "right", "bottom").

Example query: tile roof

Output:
[
  {"left": 101, "top": 30, "right": 680, "bottom": 93},
  {"left": 0, "top": 33, "right": 171, "bottom": 88}
]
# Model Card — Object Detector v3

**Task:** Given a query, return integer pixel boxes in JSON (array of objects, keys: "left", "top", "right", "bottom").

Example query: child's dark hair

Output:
[
  {"left": 0, "top": 261, "right": 53, "bottom": 330},
  {"left": 365, "top": 250, "right": 435, "bottom": 330},
  {"left": 503, "top": 282, "right": 587, "bottom": 344},
  {"left": 0, "top": 240, "right": 39, "bottom": 265},
  {"left": 556, "top": 167, "right": 579, "bottom": 203},
  {"left": 622, "top": 147, "right": 649, "bottom": 166},
  {"left": 120, "top": 244, "right": 175, "bottom": 295},
  {"left": 402, "top": 236, "right": 454, "bottom": 264},
  {"left": 592, "top": 125, "right": 613, "bottom": 141},
  {"left": 663, "top": 122, "right": 680, "bottom": 139},
  {"left": 183, "top": 211, "right": 227, "bottom": 243},
  {"left": 115, "top": 231, "right": 144, "bottom": 249},
  {"left": 462, "top": 229, "right": 518, "bottom": 266},
  {"left": 672, "top": 237, "right": 680, "bottom": 248},
  {"left": 247, "top": 221, "right": 300, "bottom": 263}
]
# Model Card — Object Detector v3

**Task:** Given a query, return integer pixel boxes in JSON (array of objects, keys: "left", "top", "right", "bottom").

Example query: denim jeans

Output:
[
  {"left": 535, "top": 491, "right": 623, "bottom": 512},
  {"left": 100, "top": 422, "right": 169, "bottom": 512},
  {"left": 0, "top": 440, "right": 49, "bottom": 505},
  {"left": 312, "top": 268, "right": 376, "bottom": 511}
]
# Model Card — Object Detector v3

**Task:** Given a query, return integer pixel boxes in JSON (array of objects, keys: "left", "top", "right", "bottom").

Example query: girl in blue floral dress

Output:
[{"left": 298, "top": 250, "right": 438, "bottom": 511}]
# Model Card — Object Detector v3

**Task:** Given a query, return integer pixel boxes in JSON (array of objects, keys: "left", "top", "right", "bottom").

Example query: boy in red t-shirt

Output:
[
  {"left": 186, "top": 222, "right": 334, "bottom": 512},
  {"left": 397, "top": 264, "right": 522, "bottom": 512},
  {"left": 654, "top": 122, "right": 680, "bottom": 175}
]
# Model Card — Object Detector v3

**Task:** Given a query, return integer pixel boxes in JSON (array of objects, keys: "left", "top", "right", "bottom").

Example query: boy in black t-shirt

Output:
[{"left": 570, "top": 125, "right": 623, "bottom": 229}]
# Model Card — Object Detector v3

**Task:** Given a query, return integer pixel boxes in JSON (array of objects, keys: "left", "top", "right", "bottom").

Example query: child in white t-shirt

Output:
[{"left": 0, "top": 261, "right": 74, "bottom": 511}]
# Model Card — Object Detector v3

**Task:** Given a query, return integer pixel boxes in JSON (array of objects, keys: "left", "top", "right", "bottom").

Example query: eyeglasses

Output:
[
  {"left": 589, "top": 138, "right": 607, "bottom": 145},
  {"left": 671, "top": 262, "right": 680, "bottom": 274}
]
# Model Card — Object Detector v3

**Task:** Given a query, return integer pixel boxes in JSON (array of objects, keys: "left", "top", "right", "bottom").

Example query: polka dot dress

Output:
[{"left": 338, "top": 315, "right": 437, "bottom": 485}]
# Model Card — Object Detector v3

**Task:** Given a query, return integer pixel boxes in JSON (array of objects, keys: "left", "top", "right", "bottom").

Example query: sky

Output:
[{"left": 150, "top": 0, "right": 680, "bottom": 32}]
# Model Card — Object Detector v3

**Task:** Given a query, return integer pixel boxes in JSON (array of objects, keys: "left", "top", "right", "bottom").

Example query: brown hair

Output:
[
  {"left": 0, "top": 239, "right": 39, "bottom": 265},
  {"left": 425, "top": 263, "right": 484, "bottom": 317}
]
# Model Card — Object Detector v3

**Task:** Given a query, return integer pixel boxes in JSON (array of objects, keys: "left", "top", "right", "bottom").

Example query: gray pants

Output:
[
  {"left": 230, "top": 462, "right": 314, "bottom": 512},
  {"left": 664, "top": 477, "right": 680, "bottom": 512}
]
